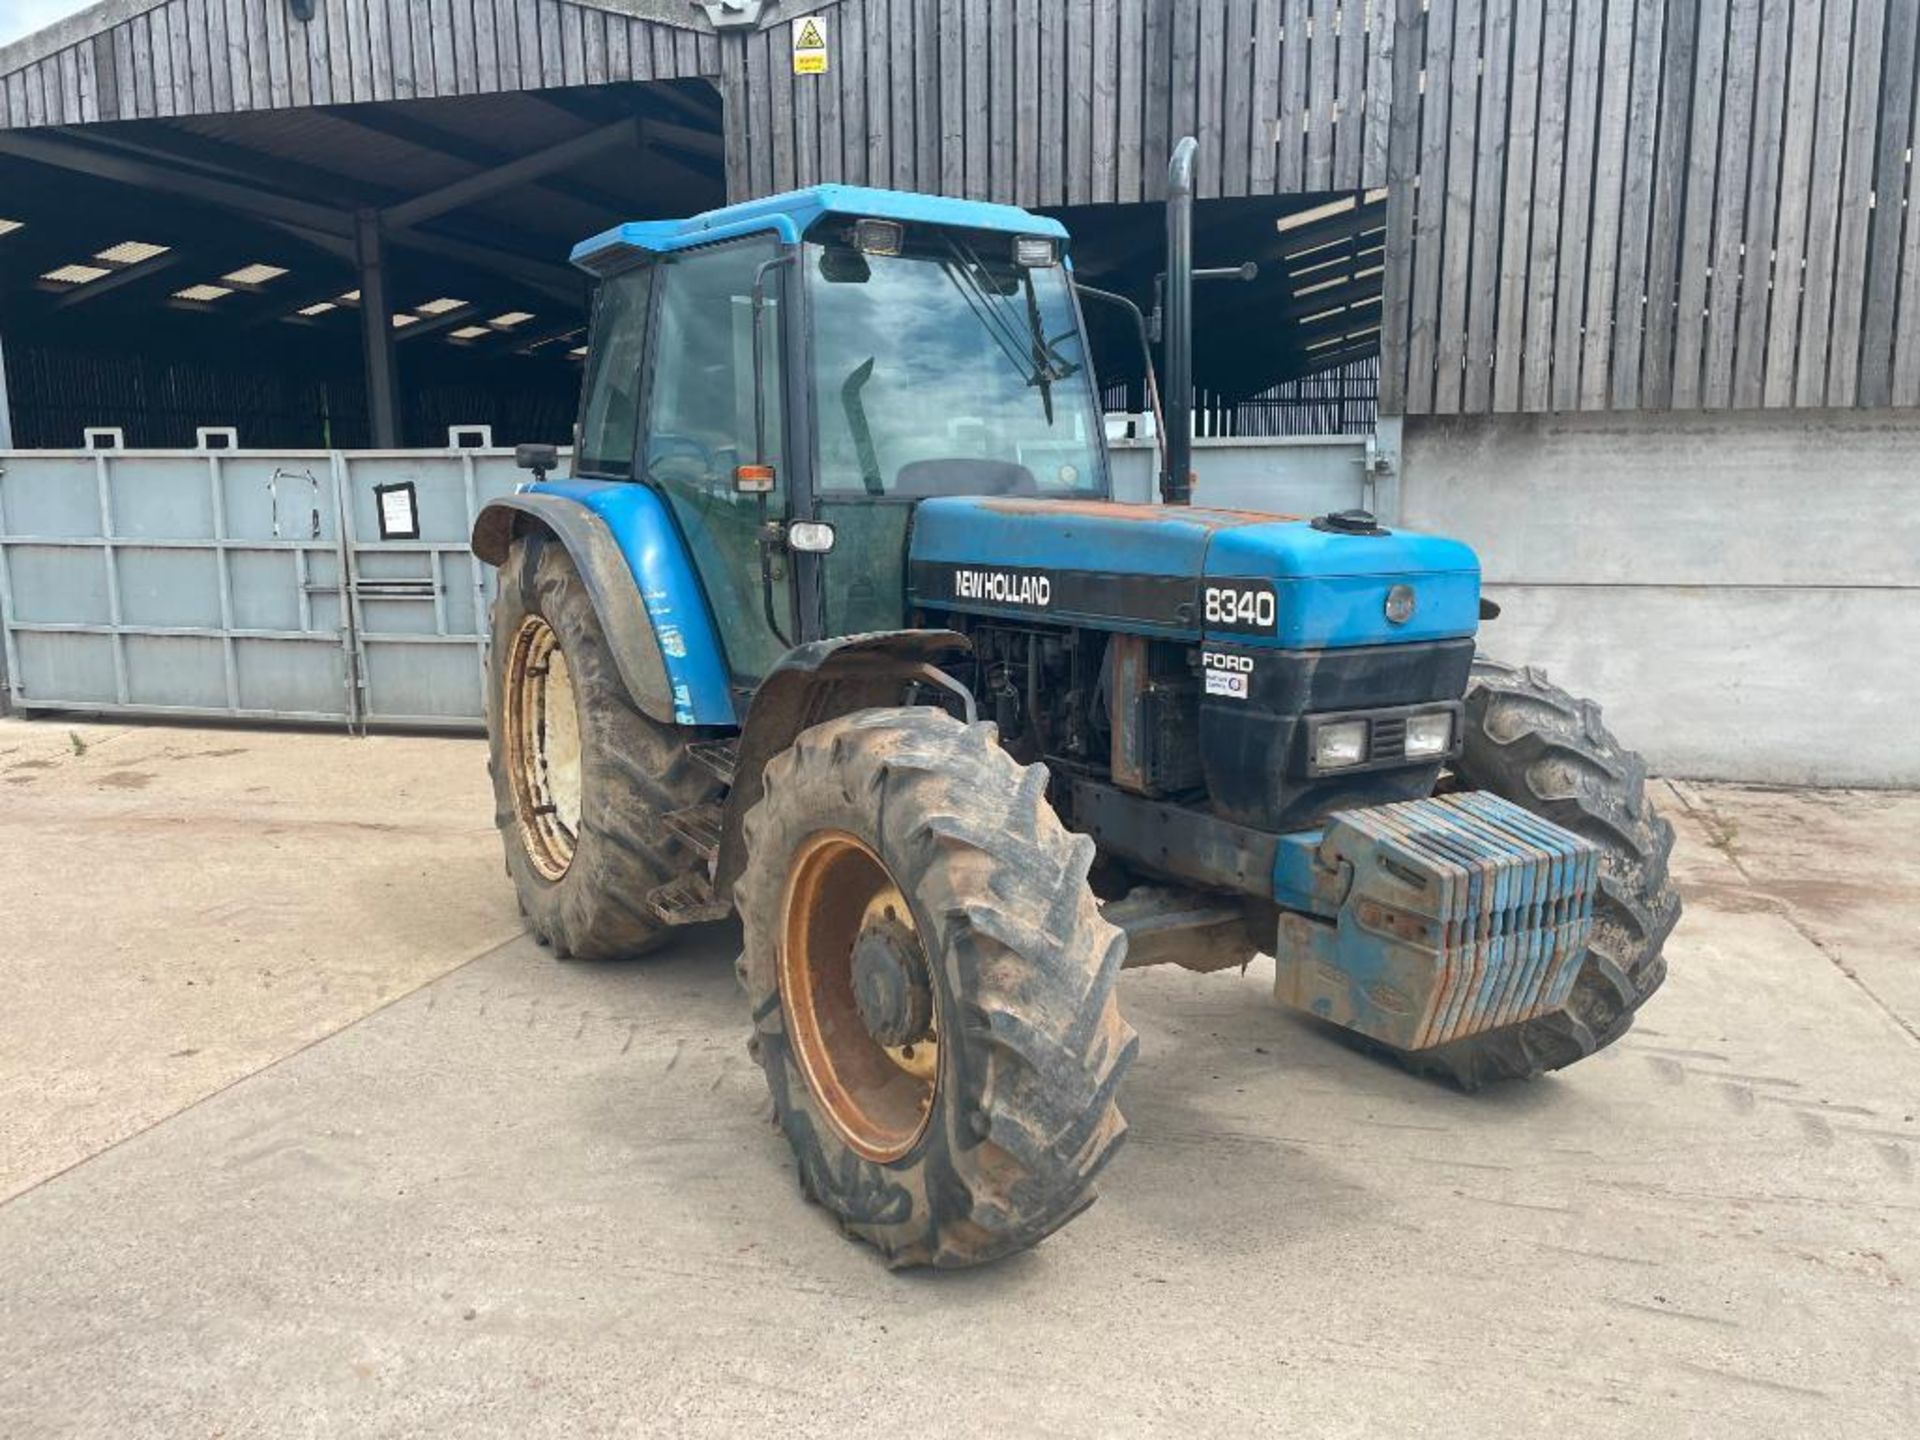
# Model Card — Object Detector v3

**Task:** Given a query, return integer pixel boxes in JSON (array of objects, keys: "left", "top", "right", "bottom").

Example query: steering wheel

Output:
[{"left": 644, "top": 432, "right": 719, "bottom": 483}]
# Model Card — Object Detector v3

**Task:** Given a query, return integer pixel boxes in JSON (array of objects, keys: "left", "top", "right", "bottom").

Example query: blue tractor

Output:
[{"left": 472, "top": 142, "right": 1679, "bottom": 1268}]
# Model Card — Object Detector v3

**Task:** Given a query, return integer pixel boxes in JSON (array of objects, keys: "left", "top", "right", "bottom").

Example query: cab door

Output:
[{"left": 637, "top": 237, "right": 797, "bottom": 683}]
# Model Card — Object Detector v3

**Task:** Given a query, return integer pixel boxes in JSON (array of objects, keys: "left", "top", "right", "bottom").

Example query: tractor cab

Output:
[{"left": 561, "top": 187, "right": 1109, "bottom": 685}]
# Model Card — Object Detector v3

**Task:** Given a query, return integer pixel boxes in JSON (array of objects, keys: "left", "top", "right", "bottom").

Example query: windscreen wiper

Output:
[{"left": 937, "top": 236, "right": 1079, "bottom": 393}]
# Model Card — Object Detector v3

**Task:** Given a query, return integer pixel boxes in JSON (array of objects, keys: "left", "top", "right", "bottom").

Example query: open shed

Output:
[{"left": 0, "top": 0, "right": 1387, "bottom": 450}]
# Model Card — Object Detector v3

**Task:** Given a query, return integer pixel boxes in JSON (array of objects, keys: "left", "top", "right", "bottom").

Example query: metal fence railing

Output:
[
  {"left": 1101, "top": 355, "right": 1381, "bottom": 440},
  {"left": 2, "top": 432, "right": 1380, "bottom": 728}
]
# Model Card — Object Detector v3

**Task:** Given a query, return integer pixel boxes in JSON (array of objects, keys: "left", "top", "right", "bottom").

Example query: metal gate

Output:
[
  {"left": 335, "top": 450, "right": 520, "bottom": 727},
  {"left": 1105, "top": 419, "right": 1400, "bottom": 516},
  {"left": 0, "top": 445, "right": 524, "bottom": 730}
]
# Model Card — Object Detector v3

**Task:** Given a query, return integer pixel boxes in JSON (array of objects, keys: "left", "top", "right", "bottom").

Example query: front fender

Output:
[{"left": 472, "top": 484, "right": 735, "bottom": 727}]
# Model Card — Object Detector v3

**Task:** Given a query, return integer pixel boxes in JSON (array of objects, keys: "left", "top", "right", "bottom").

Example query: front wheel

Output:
[
  {"left": 735, "top": 707, "right": 1136, "bottom": 1268},
  {"left": 486, "top": 533, "right": 719, "bottom": 959},
  {"left": 1396, "top": 657, "right": 1682, "bottom": 1087}
]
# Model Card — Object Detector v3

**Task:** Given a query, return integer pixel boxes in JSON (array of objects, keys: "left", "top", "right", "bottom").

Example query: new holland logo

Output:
[{"left": 954, "top": 569, "right": 1052, "bottom": 607}]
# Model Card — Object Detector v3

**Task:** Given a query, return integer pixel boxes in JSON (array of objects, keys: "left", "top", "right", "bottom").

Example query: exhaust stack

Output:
[{"left": 1162, "top": 137, "right": 1197, "bottom": 506}]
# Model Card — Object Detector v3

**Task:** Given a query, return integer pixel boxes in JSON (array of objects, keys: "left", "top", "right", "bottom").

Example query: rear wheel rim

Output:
[
  {"left": 504, "top": 614, "right": 582, "bottom": 881},
  {"left": 779, "top": 831, "right": 939, "bottom": 1163}
]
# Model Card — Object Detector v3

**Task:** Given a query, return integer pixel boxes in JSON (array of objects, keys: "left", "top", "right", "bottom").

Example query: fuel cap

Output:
[{"left": 1311, "top": 508, "right": 1391, "bottom": 536}]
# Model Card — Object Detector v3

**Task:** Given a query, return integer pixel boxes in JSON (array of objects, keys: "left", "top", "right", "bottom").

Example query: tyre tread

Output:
[
  {"left": 1393, "top": 657, "right": 1682, "bottom": 1087},
  {"left": 486, "top": 536, "right": 722, "bottom": 960},
  {"left": 736, "top": 706, "right": 1135, "bottom": 1268}
]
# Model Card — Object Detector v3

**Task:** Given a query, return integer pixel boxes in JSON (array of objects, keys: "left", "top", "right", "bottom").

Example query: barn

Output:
[{"left": 1, "top": 1, "right": 1915, "bottom": 783}]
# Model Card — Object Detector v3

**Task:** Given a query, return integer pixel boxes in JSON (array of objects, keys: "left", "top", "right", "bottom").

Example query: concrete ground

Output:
[{"left": 0, "top": 716, "right": 1913, "bottom": 1438}]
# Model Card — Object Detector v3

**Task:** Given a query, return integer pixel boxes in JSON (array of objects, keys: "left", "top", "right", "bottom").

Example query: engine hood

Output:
[{"left": 906, "top": 497, "right": 1480, "bottom": 649}]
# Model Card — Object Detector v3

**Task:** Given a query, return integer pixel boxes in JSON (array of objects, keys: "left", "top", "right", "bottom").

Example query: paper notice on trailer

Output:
[{"left": 792, "top": 15, "right": 828, "bottom": 74}]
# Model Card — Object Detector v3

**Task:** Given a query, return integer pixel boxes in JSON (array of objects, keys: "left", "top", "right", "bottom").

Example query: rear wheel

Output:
[
  {"left": 1397, "top": 657, "right": 1681, "bottom": 1087},
  {"left": 736, "top": 706, "right": 1136, "bottom": 1268},
  {"left": 487, "top": 533, "right": 720, "bottom": 959}
]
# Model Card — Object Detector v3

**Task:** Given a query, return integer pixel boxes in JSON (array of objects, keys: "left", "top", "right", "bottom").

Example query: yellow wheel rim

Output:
[
  {"left": 504, "top": 614, "right": 582, "bottom": 881},
  {"left": 778, "top": 830, "right": 939, "bottom": 1162}
]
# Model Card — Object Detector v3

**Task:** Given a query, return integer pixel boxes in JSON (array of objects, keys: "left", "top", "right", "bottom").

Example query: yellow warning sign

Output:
[{"left": 792, "top": 14, "right": 828, "bottom": 75}]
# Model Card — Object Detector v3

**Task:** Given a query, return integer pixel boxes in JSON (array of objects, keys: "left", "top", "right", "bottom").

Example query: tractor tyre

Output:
[
  {"left": 1392, "top": 657, "right": 1681, "bottom": 1088},
  {"left": 735, "top": 706, "right": 1136, "bottom": 1268},
  {"left": 487, "top": 533, "right": 720, "bottom": 960}
]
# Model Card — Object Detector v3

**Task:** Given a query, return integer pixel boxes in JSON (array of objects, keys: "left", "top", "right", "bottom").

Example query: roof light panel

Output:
[
  {"left": 415, "top": 297, "right": 468, "bottom": 315},
  {"left": 448, "top": 325, "right": 492, "bottom": 340},
  {"left": 488, "top": 311, "right": 535, "bottom": 328},
  {"left": 222, "top": 263, "right": 288, "bottom": 286},
  {"left": 391, "top": 313, "right": 421, "bottom": 328},
  {"left": 0, "top": 218, "right": 24, "bottom": 236},
  {"left": 174, "top": 283, "right": 234, "bottom": 303},
  {"left": 94, "top": 241, "right": 170, "bottom": 265},
  {"left": 42, "top": 263, "right": 112, "bottom": 285},
  {"left": 296, "top": 302, "right": 338, "bottom": 317}
]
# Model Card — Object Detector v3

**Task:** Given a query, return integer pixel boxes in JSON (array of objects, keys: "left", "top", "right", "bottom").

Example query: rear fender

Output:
[
  {"left": 472, "top": 487, "right": 736, "bottom": 727},
  {"left": 714, "top": 630, "right": 975, "bottom": 898}
]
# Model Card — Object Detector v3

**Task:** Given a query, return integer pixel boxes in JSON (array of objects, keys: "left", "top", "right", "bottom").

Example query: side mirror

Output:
[{"left": 515, "top": 443, "right": 558, "bottom": 480}]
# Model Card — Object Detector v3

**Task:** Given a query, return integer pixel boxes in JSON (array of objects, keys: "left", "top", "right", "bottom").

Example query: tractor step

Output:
[
  {"left": 686, "top": 739, "right": 739, "bottom": 787},
  {"left": 663, "top": 801, "right": 725, "bottom": 863},
  {"left": 646, "top": 872, "right": 732, "bottom": 926}
]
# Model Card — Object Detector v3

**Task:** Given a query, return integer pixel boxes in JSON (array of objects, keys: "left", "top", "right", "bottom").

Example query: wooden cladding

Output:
[
  {"left": 719, "top": 0, "right": 1395, "bottom": 204},
  {"left": 1385, "top": 0, "right": 1920, "bottom": 414},
  {"left": 0, "top": 1, "right": 717, "bottom": 125}
]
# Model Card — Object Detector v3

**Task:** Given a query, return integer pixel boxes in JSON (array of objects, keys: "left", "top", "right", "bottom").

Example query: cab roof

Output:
[{"left": 570, "top": 184, "right": 1070, "bottom": 275}]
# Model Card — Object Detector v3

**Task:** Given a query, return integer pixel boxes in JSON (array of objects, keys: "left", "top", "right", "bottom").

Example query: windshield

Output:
[{"left": 805, "top": 234, "right": 1107, "bottom": 498}]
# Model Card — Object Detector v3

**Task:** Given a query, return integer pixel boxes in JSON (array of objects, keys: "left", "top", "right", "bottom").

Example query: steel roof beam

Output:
[
  {"left": 379, "top": 119, "right": 642, "bottom": 231},
  {"left": 0, "top": 130, "right": 353, "bottom": 236},
  {"left": 386, "top": 230, "right": 581, "bottom": 305},
  {"left": 638, "top": 116, "right": 725, "bottom": 161},
  {"left": 50, "top": 250, "right": 184, "bottom": 308},
  {"left": 510, "top": 319, "right": 589, "bottom": 356},
  {"left": 314, "top": 105, "right": 642, "bottom": 218},
  {"left": 393, "top": 304, "right": 485, "bottom": 343}
]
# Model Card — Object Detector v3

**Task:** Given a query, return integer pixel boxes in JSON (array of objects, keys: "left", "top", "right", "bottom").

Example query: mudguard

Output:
[
  {"left": 472, "top": 486, "right": 736, "bottom": 727},
  {"left": 713, "top": 630, "right": 974, "bottom": 898}
]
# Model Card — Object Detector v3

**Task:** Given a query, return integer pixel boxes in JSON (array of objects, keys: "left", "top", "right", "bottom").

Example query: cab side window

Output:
[
  {"left": 644, "top": 239, "right": 789, "bottom": 680},
  {"left": 646, "top": 241, "right": 783, "bottom": 482},
  {"left": 575, "top": 267, "right": 653, "bottom": 477}
]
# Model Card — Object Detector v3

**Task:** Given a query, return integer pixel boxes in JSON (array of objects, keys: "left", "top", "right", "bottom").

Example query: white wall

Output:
[
  {"left": 1107, "top": 433, "right": 1373, "bottom": 510},
  {"left": 1399, "top": 410, "right": 1920, "bottom": 787}
]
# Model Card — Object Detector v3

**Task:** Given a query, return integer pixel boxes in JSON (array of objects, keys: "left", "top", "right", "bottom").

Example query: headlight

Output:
[
  {"left": 1313, "top": 720, "right": 1369, "bottom": 771},
  {"left": 786, "top": 521, "right": 838, "bottom": 553},
  {"left": 1404, "top": 711, "right": 1453, "bottom": 758}
]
